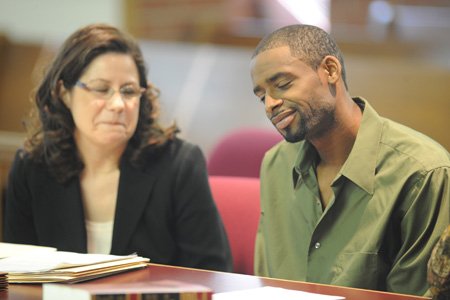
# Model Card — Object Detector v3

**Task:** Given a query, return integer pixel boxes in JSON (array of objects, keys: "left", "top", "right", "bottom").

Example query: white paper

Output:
[
  {"left": 0, "top": 250, "right": 137, "bottom": 273},
  {"left": 213, "top": 286, "right": 345, "bottom": 300},
  {"left": 0, "top": 242, "right": 56, "bottom": 259}
]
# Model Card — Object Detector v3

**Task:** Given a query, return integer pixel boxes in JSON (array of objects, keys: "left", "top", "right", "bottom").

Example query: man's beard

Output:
[
  {"left": 280, "top": 104, "right": 336, "bottom": 143},
  {"left": 283, "top": 114, "right": 307, "bottom": 143}
]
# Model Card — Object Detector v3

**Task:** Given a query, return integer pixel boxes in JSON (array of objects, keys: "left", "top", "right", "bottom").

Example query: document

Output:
[
  {"left": 0, "top": 242, "right": 57, "bottom": 259},
  {"left": 0, "top": 245, "right": 149, "bottom": 283},
  {"left": 213, "top": 286, "right": 345, "bottom": 300},
  {"left": 0, "top": 250, "right": 140, "bottom": 272}
]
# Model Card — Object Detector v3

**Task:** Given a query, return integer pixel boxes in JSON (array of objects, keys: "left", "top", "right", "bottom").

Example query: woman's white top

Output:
[{"left": 85, "top": 220, "right": 114, "bottom": 254}]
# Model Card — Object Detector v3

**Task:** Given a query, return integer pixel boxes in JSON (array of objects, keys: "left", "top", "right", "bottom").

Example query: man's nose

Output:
[{"left": 265, "top": 94, "right": 283, "bottom": 114}]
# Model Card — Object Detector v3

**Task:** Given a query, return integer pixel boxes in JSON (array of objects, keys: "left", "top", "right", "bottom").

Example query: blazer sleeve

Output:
[
  {"left": 3, "top": 150, "right": 39, "bottom": 244},
  {"left": 170, "top": 142, "right": 233, "bottom": 272}
]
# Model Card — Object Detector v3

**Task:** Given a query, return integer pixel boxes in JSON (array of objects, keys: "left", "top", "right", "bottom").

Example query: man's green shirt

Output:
[{"left": 255, "top": 98, "right": 450, "bottom": 296}]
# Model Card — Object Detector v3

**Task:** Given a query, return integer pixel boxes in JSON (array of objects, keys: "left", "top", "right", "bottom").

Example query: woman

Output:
[{"left": 3, "top": 24, "right": 232, "bottom": 272}]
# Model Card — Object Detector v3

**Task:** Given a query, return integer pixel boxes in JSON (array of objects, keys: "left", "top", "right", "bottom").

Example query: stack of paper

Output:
[
  {"left": 0, "top": 272, "right": 7, "bottom": 291},
  {"left": 0, "top": 243, "right": 149, "bottom": 283}
]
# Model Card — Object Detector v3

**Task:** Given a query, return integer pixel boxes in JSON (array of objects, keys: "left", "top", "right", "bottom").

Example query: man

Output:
[{"left": 250, "top": 24, "right": 450, "bottom": 296}]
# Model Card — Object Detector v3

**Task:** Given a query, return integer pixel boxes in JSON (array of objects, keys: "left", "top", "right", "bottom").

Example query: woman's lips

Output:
[
  {"left": 271, "top": 110, "right": 295, "bottom": 130},
  {"left": 99, "top": 121, "right": 125, "bottom": 128}
]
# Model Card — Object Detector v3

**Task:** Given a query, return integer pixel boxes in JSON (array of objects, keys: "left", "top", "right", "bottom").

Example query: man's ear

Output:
[
  {"left": 321, "top": 55, "right": 341, "bottom": 85},
  {"left": 58, "top": 80, "right": 71, "bottom": 109}
]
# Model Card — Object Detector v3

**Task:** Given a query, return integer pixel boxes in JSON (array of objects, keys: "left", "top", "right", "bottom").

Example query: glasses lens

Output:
[
  {"left": 88, "top": 83, "right": 112, "bottom": 99},
  {"left": 120, "top": 86, "right": 142, "bottom": 100}
]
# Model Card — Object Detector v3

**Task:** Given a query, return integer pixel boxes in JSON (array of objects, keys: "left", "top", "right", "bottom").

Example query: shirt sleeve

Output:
[
  {"left": 254, "top": 209, "right": 269, "bottom": 276},
  {"left": 254, "top": 153, "right": 272, "bottom": 277},
  {"left": 386, "top": 166, "right": 450, "bottom": 295}
]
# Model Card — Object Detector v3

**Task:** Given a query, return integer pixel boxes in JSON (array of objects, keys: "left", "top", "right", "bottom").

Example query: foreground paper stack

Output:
[
  {"left": 0, "top": 243, "right": 149, "bottom": 283},
  {"left": 0, "top": 272, "right": 7, "bottom": 291},
  {"left": 43, "top": 280, "right": 212, "bottom": 300}
]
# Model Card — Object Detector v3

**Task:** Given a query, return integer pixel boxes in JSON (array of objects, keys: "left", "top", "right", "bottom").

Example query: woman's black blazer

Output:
[{"left": 4, "top": 138, "right": 232, "bottom": 272}]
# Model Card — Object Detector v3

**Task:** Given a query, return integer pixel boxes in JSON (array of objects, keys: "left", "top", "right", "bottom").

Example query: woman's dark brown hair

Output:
[{"left": 24, "top": 23, "right": 177, "bottom": 183}]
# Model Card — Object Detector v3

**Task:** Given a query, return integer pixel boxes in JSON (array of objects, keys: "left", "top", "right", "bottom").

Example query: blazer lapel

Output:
[
  {"left": 110, "top": 159, "right": 159, "bottom": 254},
  {"left": 60, "top": 179, "right": 87, "bottom": 252}
]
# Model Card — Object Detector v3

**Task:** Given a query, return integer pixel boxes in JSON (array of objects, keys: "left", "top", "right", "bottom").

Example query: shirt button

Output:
[{"left": 314, "top": 242, "right": 321, "bottom": 249}]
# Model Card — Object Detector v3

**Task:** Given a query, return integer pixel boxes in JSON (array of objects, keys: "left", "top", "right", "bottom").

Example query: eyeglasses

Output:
[{"left": 75, "top": 81, "right": 146, "bottom": 101}]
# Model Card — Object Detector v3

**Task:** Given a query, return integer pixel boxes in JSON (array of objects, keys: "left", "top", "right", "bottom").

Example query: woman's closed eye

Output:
[
  {"left": 120, "top": 86, "right": 140, "bottom": 97},
  {"left": 90, "top": 84, "right": 110, "bottom": 95}
]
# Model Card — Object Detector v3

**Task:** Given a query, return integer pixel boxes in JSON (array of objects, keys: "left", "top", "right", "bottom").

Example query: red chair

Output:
[
  {"left": 207, "top": 128, "right": 282, "bottom": 178},
  {"left": 208, "top": 176, "right": 260, "bottom": 275}
]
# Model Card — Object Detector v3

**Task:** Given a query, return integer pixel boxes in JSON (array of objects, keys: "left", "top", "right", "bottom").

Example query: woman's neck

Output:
[{"left": 76, "top": 138, "right": 125, "bottom": 175}]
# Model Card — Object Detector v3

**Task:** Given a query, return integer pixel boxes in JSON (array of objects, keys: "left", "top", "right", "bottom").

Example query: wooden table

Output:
[{"left": 0, "top": 263, "right": 429, "bottom": 300}]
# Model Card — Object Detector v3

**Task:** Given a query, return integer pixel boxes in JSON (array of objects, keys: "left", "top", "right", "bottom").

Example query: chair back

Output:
[
  {"left": 208, "top": 175, "right": 260, "bottom": 275},
  {"left": 207, "top": 128, "right": 282, "bottom": 178}
]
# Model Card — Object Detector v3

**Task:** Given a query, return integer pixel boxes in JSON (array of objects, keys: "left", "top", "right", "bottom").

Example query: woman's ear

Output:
[
  {"left": 58, "top": 80, "right": 71, "bottom": 109},
  {"left": 321, "top": 55, "right": 341, "bottom": 85}
]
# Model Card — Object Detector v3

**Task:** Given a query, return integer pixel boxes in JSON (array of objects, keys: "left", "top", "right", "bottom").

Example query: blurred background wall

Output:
[{"left": 0, "top": 0, "right": 449, "bottom": 157}]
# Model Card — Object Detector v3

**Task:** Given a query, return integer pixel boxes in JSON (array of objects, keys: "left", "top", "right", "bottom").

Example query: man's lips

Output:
[{"left": 271, "top": 110, "right": 296, "bottom": 130}]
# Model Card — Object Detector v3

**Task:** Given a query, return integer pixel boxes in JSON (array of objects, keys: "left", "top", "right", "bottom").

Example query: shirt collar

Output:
[
  {"left": 292, "top": 140, "right": 318, "bottom": 188},
  {"left": 292, "top": 97, "right": 382, "bottom": 194},
  {"left": 339, "top": 97, "right": 383, "bottom": 194}
]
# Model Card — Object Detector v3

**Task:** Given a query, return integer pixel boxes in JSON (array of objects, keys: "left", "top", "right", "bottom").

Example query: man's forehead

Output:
[
  {"left": 251, "top": 46, "right": 296, "bottom": 72},
  {"left": 253, "top": 46, "right": 292, "bottom": 61}
]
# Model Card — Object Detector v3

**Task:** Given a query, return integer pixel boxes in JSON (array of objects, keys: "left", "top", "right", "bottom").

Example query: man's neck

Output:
[
  {"left": 310, "top": 98, "right": 362, "bottom": 208},
  {"left": 311, "top": 97, "right": 362, "bottom": 167}
]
